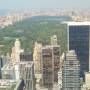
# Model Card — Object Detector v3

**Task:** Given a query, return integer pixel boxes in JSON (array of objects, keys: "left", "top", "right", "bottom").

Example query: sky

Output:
[{"left": 0, "top": 0, "right": 90, "bottom": 10}]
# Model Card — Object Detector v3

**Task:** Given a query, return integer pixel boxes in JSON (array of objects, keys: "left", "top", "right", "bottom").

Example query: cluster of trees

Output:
[{"left": 0, "top": 16, "right": 70, "bottom": 54}]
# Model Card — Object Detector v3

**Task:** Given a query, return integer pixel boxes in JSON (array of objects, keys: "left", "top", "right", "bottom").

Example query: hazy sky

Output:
[{"left": 0, "top": 0, "right": 90, "bottom": 10}]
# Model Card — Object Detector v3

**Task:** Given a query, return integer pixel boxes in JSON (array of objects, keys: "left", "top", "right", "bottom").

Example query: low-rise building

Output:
[{"left": 0, "top": 79, "right": 24, "bottom": 90}]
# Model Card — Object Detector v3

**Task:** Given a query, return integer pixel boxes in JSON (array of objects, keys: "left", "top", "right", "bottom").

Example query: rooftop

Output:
[
  {"left": 42, "top": 45, "right": 60, "bottom": 50},
  {"left": 66, "top": 51, "right": 77, "bottom": 58},
  {"left": 2, "top": 61, "right": 33, "bottom": 70},
  {"left": 64, "top": 21, "right": 90, "bottom": 26},
  {"left": 0, "top": 80, "right": 17, "bottom": 90},
  {"left": 1, "top": 63, "right": 14, "bottom": 70}
]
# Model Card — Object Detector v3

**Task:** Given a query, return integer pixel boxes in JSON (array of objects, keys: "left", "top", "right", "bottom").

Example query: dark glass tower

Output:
[{"left": 67, "top": 22, "right": 90, "bottom": 77}]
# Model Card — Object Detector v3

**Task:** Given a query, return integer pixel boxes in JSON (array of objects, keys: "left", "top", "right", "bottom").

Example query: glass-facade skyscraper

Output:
[{"left": 67, "top": 22, "right": 90, "bottom": 77}]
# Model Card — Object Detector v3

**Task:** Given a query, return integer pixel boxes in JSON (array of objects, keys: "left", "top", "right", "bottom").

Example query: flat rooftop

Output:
[
  {"left": 42, "top": 45, "right": 60, "bottom": 50},
  {"left": 0, "top": 79, "right": 22, "bottom": 90},
  {"left": 1, "top": 63, "right": 14, "bottom": 70},
  {"left": 2, "top": 61, "right": 33, "bottom": 70},
  {"left": 64, "top": 21, "right": 90, "bottom": 26},
  {"left": 0, "top": 80, "right": 17, "bottom": 90}
]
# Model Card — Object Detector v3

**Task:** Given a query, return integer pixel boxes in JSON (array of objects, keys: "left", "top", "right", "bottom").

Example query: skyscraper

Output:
[
  {"left": 33, "top": 42, "right": 42, "bottom": 74},
  {"left": 53, "top": 45, "right": 60, "bottom": 82},
  {"left": 0, "top": 79, "right": 24, "bottom": 90},
  {"left": 41, "top": 46, "right": 54, "bottom": 88},
  {"left": 11, "top": 38, "right": 24, "bottom": 62},
  {"left": 41, "top": 45, "right": 60, "bottom": 88},
  {"left": 62, "top": 50, "right": 81, "bottom": 90},
  {"left": 67, "top": 21, "right": 90, "bottom": 77}
]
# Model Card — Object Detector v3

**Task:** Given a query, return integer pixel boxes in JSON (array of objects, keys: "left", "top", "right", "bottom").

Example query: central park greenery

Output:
[{"left": 0, "top": 16, "right": 71, "bottom": 54}]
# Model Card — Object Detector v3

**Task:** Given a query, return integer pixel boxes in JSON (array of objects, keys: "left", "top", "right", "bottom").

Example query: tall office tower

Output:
[
  {"left": 51, "top": 35, "right": 58, "bottom": 45},
  {"left": 53, "top": 45, "right": 60, "bottom": 82},
  {"left": 33, "top": 42, "right": 42, "bottom": 73},
  {"left": 11, "top": 38, "right": 24, "bottom": 62},
  {"left": 41, "top": 45, "right": 60, "bottom": 88},
  {"left": 67, "top": 22, "right": 90, "bottom": 77},
  {"left": 41, "top": 46, "right": 54, "bottom": 88},
  {"left": 62, "top": 50, "right": 81, "bottom": 90},
  {"left": 19, "top": 61, "right": 35, "bottom": 90},
  {"left": 20, "top": 52, "right": 33, "bottom": 61}
]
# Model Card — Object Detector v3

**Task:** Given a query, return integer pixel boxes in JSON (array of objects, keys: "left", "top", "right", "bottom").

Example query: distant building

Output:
[
  {"left": 33, "top": 42, "right": 42, "bottom": 74},
  {"left": 67, "top": 21, "right": 90, "bottom": 77},
  {"left": 81, "top": 72, "right": 90, "bottom": 90},
  {"left": 51, "top": 35, "right": 58, "bottom": 45},
  {"left": 62, "top": 50, "right": 81, "bottom": 90},
  {"left": 53, "top": 45, "right": 60, "bottom": 82},
  {"left": 41, "top": 45, "right": 60, "bottom": 88},
  {"left": 11, "top": 38, "right": 24, "bottom": 62},
  {"left": 20, "top": 52, "right": 33, "bottom": 61}
]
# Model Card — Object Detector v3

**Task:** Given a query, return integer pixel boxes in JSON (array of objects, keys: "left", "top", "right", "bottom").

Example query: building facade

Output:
[
  {"left": 41, "top": 45, "right": 60, "bottom": 88},
  {"left": 1, "top": 62, "right": 20, "bottom": 80},
  {"left": 0, "top": 80, "right": 24, "bottom": 90},
  {"left": 41, "top": 46, "right": 54, "bottom": 88},
  {"left": 11, "top": 38, "right": 24, "bottom": 62},
  {"left": 67, "top": 22, "right": 90, "bottom": 77},
  {"left": 62, "top": 50, "right": 81, "bottom": 90},
  {"left": 19, "top": 61, "right": 35, "bottom": 90},
  {"left": 0, "top": 56, "right": 9, "bottom": 79},
  {"left": 53, "top": 45, "right": 60, "bottom": 82},
  {"left": 20, "top": 52, "right": 33, "bottom": 61},
  {"left": 1, "top": 63, "right": 16, "bottom": 79},
  {"left": 33, "top": 42, "right": 42, "bottom": 74},
  {"left": 58, "top": 53, "right": 65, "bottom": 90}
]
